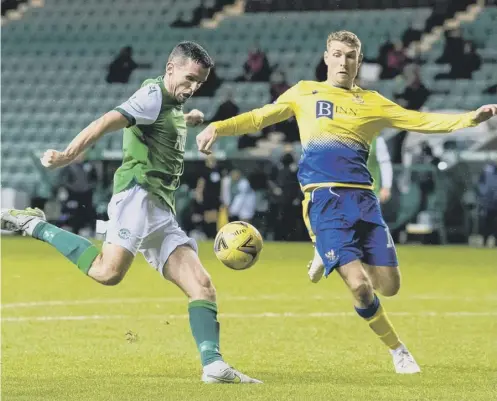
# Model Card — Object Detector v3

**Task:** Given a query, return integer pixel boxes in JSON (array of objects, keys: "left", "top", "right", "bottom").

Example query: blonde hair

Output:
[{"left": 327, "top": 30, "right": 362, "bottom": 56}]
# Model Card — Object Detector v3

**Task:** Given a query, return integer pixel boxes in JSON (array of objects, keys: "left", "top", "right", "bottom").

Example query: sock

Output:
[
  {"left": 32, "top": 222, "right": 99, "bottom": 275},
  {"left": 355, "top": 294, "right": 401, "bottom": 350},
  {"left": 188, "top": 300, "right": 223, "bottom": 367}
]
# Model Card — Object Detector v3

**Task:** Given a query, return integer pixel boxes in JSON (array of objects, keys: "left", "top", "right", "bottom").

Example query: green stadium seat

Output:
[
  {"left": 1, "top": 1, "right": 482, "bottom": 192},
  {"left": 421, "top": 63, "right": 450, "bottom": 80},
  {"left": 425, "top": 79, "right": 454, "bottom": 93},
  {"left": 184, "top": 131, "right": 198, "bottom": 153},
  {"left": 221, "top": 138, "right": 239, "bottom": 156},
  {"left": 424, "top": 95, "right": 447, "bottom": 110}
]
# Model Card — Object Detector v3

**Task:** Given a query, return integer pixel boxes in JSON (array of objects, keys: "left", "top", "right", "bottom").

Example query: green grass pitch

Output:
[{"left": 2, "top": 237, "right": 496, "bottom": 400}]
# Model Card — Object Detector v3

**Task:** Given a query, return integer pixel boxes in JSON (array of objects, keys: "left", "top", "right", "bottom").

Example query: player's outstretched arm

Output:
[
  {"left": 197, "top": 84, "right": 299, "bottom": 154},
  {"left": 197, "top": 103, "right": 294, "bottom": 154},
  {"left": 42, "top": 82, "right": 165, "bottom": 169},
  {"left": 41, "top": 111, "right": 129, "bottom": 169},
  {"left": 382, "top": 94, "right": 497, "bottom": 133}
]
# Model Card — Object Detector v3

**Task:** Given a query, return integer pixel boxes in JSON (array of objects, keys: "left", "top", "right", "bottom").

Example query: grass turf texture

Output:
[{"left": 2, "top": 237, "right": 496, "bottom": 400}]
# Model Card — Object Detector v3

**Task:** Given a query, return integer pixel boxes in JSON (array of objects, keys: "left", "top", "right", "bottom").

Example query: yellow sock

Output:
[
  {"left": 366, "top": 304, "right": 401, "bottom": 350},
  {"left": 354, "top": 294, "right": 401, "bottom": 350}
]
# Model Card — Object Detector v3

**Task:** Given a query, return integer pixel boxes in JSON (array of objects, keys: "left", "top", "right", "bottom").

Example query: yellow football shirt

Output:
[{"left": 213, "top": 80, "right": 477, "bottom": 193}]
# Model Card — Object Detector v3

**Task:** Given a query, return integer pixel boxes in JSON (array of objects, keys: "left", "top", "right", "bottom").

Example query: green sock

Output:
[
  {"left": 32, "top": 222, "right": 99, "bottom": 275},
  {"left": 188, "top": 300, "right": 223, "bottom": 366}
]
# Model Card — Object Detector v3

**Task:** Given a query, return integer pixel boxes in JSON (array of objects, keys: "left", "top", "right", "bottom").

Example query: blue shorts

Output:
[{"left": 308, "top": 187, "right": 398, "bottom": 276}]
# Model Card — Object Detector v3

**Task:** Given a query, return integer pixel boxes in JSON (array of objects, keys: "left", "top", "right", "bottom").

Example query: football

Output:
[{"left": 214, "top": 221, "right": 263, "bottom": 270}]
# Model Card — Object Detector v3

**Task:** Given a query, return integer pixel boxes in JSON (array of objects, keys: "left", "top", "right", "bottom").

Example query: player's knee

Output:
[
  {"left": 349, "top": 279, "right": 374, "bottom": 304},
  {"left": 91, "top": 257, "right": 127, "bottom": 286},
  {"left": 379, "top": 269, "right": 401, "bottom": 297},
  {"left": 89, "top": 245, "right": 134, "bottom": 286},
  {"left": 381, "top": 282, "right": 400, "bottom": 297},
  {"left": 100, "top": 272, "right": 125, "bottom": 286},
  {"left": 99, "top": 266, "right": 126, "bottom": 286}
]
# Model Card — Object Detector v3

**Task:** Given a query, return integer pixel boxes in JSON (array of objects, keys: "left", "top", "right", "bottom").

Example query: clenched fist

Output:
[
  {"left": 185, "top": 109, "right": 205, "bottom": 127},
  {"left": 40, "top": 149, "right": 71, "bottom": 169}
]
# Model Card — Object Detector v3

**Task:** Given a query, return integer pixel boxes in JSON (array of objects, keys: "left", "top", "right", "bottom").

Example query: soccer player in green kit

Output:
[{"left": 1, "top": 42, "right": 261, "bottom": 384}]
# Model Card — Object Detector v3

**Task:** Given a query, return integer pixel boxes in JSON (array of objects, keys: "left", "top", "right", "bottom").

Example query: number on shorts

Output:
[{"left": 385, "top": 227, "right": 395, "bottom": 248}]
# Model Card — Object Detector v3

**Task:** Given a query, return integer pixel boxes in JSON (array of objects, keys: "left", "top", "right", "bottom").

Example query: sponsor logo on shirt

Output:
[
  {"left": 316, "top": 101, "right": 334, "bottom": 119},
  {"left": 316, "top": 101, "right": 359, "bottom": 118}
]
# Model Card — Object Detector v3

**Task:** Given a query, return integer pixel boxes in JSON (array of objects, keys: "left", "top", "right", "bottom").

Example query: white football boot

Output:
[
  {"left": 1, "top": 207, "right": 46, "bottom": 236},
  {"left": 307, "top": 246, "right": 325, "bottom": 283},
  {"left": 390, "top": 344, "right": 421, "bottom": 374},
  {"left": 202, "top": 361, "right": 262, "bottom": 384}
]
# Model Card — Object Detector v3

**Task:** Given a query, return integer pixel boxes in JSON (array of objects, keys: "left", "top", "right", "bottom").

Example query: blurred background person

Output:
[
  {"left": 106, "top": 46, "right": 151, "bottom": 84},
  {"left": 195, "top": 156, "right": 222, "bottom": 238},
  {"left": 222, "top": 168, "right": 256, "bottom": 223},
  {"left": 57, "top": 153, "right": 98, "bottom": 236},
  {"left": 477, "top": 163, "right": 497, "bottom": 248}
]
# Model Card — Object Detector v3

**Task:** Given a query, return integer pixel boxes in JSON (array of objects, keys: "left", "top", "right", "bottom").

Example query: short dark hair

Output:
[{"left": 168, "top": 41, "right": 214, "bottom": 69}]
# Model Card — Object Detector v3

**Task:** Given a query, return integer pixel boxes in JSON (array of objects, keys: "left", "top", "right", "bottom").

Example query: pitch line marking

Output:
[
  {"left": 3, "top": 311, "right": 497, "bottom": 323},
  {"left": 3, "top": 294, "right": 497, "bottom": 309}
]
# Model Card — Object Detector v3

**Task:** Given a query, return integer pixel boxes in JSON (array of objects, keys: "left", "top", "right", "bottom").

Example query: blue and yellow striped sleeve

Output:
[
  {"left": 212, "top": 84, "right": 298, "bottom": 136},
  {"left": 378, "top": 94, "right": 478, "bottom": 133}
]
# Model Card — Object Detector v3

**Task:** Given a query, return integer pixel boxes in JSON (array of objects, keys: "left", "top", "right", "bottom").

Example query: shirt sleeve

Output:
[
  {"left": 115, "top": 83, "right": 162, "bottom": 127},
  {"left": 375, "top": 136, "right": 393, "bottom": 190},
  {"left": 212, "top": 84, "right": 298, "bottom": 136},
  {"left": 378, "top": 93, "right": 478, "bottom": 133}
]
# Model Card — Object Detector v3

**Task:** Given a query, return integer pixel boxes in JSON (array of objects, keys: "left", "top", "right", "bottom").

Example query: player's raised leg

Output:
[
  {"left": 363, "top": 263, "right": 401, "bottom": 297},
  {"left": 163, "top": 245, "right": 262, "bottom": 384},
  {"left": 1, "top": 207, "right": 134, "bottom": 285}
]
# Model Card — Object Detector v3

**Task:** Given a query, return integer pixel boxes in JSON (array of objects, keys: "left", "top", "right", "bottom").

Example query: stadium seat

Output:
[{"left": 1, "top": 0, "right": 491, "bottom": 193}]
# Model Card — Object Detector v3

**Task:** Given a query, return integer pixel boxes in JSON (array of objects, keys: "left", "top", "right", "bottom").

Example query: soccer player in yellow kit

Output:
[
  {"left": 306, "top": 135, "right": 393, "bottom": 283},
  {"left": 197, "top": 31, "right": 497, "bottom": 374}
]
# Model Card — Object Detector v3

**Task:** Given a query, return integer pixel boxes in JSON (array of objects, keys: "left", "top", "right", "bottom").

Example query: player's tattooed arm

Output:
[{"left": 41, "top": 111, "right": 128, "bottom": 169}]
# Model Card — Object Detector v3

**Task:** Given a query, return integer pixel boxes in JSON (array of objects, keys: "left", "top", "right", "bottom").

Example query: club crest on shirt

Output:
[
  {"left": 352, "top": 93, "right": 365, "bottom": 104},
  {"left": 148, "top": 85, "right": 158, "bottom": 95},
  {"left": 118, "top": 228, "right": 131, "bottom": 240}
]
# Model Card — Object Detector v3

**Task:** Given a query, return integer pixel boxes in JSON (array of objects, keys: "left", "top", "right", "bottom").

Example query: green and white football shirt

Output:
[{"left": 114, "top": 76, "right": 187, "bottom": 214}]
